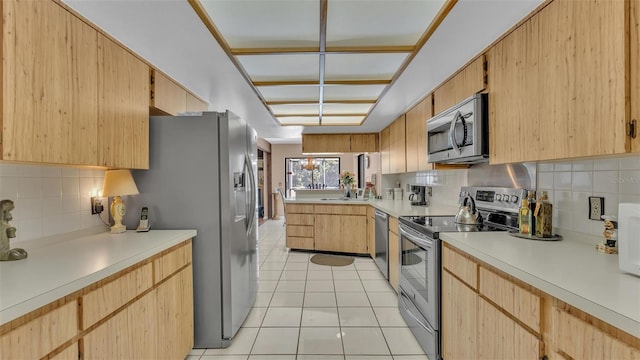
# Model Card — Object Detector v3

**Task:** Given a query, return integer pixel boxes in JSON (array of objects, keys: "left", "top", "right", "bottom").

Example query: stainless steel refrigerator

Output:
[{"left": 124, "top": 111, "right": 258, "bottom": 348}]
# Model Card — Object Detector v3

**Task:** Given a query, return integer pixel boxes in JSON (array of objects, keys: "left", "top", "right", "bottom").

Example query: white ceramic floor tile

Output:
[
  {"left": 334, "top": 280, "right": 365, "bottom": 292},
  {"left": 264, "top": 254, "right": 289, "bottom": 262},
  {"left": 341, "top": 327, "right": 390, "bottom": 355},
  {"left": 345, "top": 356, "right": 392, "bottom": 360},
  {"left": 275, "top": 280, "right": 306, "bottom": 292},
  {"left": 253, "top": 292, "right": 273, "bottom": 307},
  {"left": 354, "top": 257, "right": 375, "bottom": 263},
  {"left": 390, "top": 356, "right": 429, "bottom": 360},
  {"left": 258, "top": 280, "right": 278, "bottom": 292},
  {"left": 298, "top": 356, "right": 344, "bottom": 360},
  {"left": 190, "top": 349, "right": 206, "bottom": 356},
  {"left": 261, "top": 307, "right": 302, "bottom": 327},
  {"left": 338, "top": 307, "right": 379, "bottom": 327},
  {"left": 284, "top": 262, "right": 308, "bottom": 270},
  {"left": 304, "top": 292, "right": 337, "bottom": 307},
  {"left": 204, "top": 328, "right": 259, "bottom": 355},
  {"left": 257, "top": 270, "right": 282, "bottom": 280},
  {"left": 259, "top": 262, "right": 286, "bottom": 271},
  {"left": 248, "top": 355, "right": 296, "bottom": 360},
  {"left": 269, "top": 292, "right": 304, "bottom": 307},
  {"left": 381, "top": 327, "right": 426, "bottom": 355},
  {"left": 354, "top": 262, "right": 379, "bottom": 271},
  {"left": 301, "top": 307, "right": 340, "bottom": 326},
  {"left": 331, "top": 264, "right": 356, "bottom": 271},
  {"left": 297, "top": 327, "right": 344, "bottom": 354},
  {"left": 306, "top": 280, "right": 335, "bottom": 292},
  {"left": 200, "top": 356, "right": 247, "bottom": 360},
  {"left": 357, "top": 270, "right": 385, "bottom": 280},
  {"left": 366, "top": 292, "right": 398, "bottom": 307},
  {"left": 332, "top": 270, "right": 360, "bottom": 280},
  {"left": 336, "top": 292, "right": 371, "bottom": 307},
  {"left": 362, "top": 280, "right": 394, "bottom": 293},
  {"left": 372, "top": 307, "right": 407, "bottom": 327},
  {"left": 287, "top": 253, "right": 311, "bottom": 262},
  {"left": 280, "top": 270, "right": 307, "bottom": 280},
  {"left": 242, "top": 307, "right": 268, "bottom": 327},
  {"left": 251, "top": 327, "right": 299, "bottom": 354},
  {"left": 307, "top": 271, "right": 334, "bottom": 280}
]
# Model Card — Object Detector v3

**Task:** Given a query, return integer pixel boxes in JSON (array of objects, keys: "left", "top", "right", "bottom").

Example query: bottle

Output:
[
  {"left": 519, "top": 195, "right": 532, "bottom": 235},
  {"left": 527, "top": 191, "right": 536, "bottom": 235},
  {"left": 534, "top": 191, "right": 553, "bottom": 237}
]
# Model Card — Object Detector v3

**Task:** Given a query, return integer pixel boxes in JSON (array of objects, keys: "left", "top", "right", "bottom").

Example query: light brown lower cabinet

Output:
[
  {"left": 0, "top": 240, "right": 193, "bottom": 360},
  {"left": 388, "top": 216, "right": 399, "bottom": 293},
  {"left": 442, "top": 243, "right": 640, "bottom": 359}
]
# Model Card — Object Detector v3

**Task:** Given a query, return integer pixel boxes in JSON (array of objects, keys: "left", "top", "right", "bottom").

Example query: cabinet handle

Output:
[{"left": 627, "top": 119, "right": 637, "bottom": 139}]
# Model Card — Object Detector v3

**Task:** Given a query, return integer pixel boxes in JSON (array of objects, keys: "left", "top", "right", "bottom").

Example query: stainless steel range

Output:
[{"left": 397, "top": 186, "right": 526, "bottom": 360}]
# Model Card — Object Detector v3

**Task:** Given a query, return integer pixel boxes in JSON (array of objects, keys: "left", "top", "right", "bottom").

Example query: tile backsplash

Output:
[
  {"left": 392, "top": 169, "right": 468, "bottom": 204},
  {"left": 537, "top": 155, "right": 640, "bottom": 237},
  {"left": 0, "top": 163, "right": 106, "bottom": 243}
]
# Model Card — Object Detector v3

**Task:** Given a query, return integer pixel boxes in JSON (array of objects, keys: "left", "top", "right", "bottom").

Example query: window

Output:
[{"left": 285, "top": 157, "right": 340, "bottom": 197}]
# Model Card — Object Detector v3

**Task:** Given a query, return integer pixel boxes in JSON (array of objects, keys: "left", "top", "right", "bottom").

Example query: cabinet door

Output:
[
  {"left": 478, "top": 297, "right": 541, "bottom": 360},
  {"left": 84, "top": 290, "right": 157, "bottom": 359},
  {"left": 488, "top": 0, "right": 627, "bottom": 164},
  {"left": 186, "top": 92, "right": 208, "bottom": 112},
  {"left": 631, "top": 0, "right": 640, "bottom": 153},
  {"left": 390, "top": 115, "right": 406, "bottom": 173},
  {"left": 405, "top": 96, "right": 432, "bottom": 172},
  {"left": 152, "top": 70, "right": 187, "bottom": 115},
  {"left": 433, "top": 56, "right": 486, "bottom": 115},
  {"left": 350, "top": 133, "right": 379, "bottom": 152},
  {"left": 388, "top": 227, "right": 399, "bottom": 292},
  {"left": 302, "top": 134, "right": 351, "bottom": 153},
  {"left": 442, "top": 270, "right": 477, "bottom": 360},
  {"left": 97, "top": 35, "right": 150, "bottom": 169},
  {"left": 380, "top": 127, "right": 391, "bottom": 174},
  {"left": 2, "top": 0, "right": 98, "bottom": 165},
  {"left": 315, "top": 214, "right": 367, "bottom": 253},
  {"left": 156, "top": 266, "right": 194, "bottom": 360}
]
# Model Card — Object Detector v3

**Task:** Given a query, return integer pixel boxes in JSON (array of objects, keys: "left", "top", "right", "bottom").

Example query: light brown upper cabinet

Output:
[
  {"left": 150, "top": 70, "right": 208, "bottom": 115},
  {"left": 389, "top": 115, "right": 406, "bottom": 174},
  {"left": 1, "top": 0, "right": 99, "bottom": 165},
  {"left": 488, "top": 0, "right": 637, "bottom": 164},
  {"left": 380, "top": 127, "right": 391, "bottom": 174},
  {"left": 350, "top": 133, "right": 379, "bottom": 152},
  {"left": 301, "top": 133, "right": 378, "bottom": 153},
  {"left": 405, "top": 95, "right": 432, "bottom": 172},
  {"left": 632, "top": 0, "right": 640, "bottom": 154},
  {"left": 433, "top": 55, "right": 487, "bottom": 115},
  {"left": 97, "top": 35, "right": 150, "bottom": 169}
]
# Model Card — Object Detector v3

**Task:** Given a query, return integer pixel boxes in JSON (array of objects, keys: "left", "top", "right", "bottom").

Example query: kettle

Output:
[{"left": 455, "top": 194, "right": 483, "bottom": 225}]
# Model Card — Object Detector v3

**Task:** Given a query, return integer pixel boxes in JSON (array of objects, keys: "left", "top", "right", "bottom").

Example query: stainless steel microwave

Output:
[{"left": 427, "top": 93, "right": 488, "bottom": 164}]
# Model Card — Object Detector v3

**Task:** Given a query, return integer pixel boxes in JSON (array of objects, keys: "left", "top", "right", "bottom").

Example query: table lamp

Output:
[{"left": 102, "top": 169, "right": 139, "bottom": 233}]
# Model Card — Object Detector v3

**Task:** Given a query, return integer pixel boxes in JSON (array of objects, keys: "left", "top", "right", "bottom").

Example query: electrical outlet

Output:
[
  {"left": 91, "top": 197, "right": 104, "bottom": 215},
  {"left": 588, "top": 196, "right": 605, "bottom": 220}
]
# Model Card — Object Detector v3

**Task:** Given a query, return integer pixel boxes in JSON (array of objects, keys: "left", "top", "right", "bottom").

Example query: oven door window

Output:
[{"left": 399, "top": 226, "right": 437, "bottom": 326}]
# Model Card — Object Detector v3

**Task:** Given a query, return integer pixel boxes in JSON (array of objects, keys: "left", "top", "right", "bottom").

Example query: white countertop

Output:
[
  {"left": 284, "top": 198, "right": 460, "bottom": 218},
  {"left": 0, "top": 229, "right": 197, "bottom": 325},
  {"left": 441, "top": 231, "right": 640, "bottom": 338}
]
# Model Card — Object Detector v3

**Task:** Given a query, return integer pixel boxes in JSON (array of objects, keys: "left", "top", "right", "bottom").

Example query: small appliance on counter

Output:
[
  {"left": 618, "top": 203, "right": 640, "bottom": 276},
  {"left": 394, "top": 188, "right": 403, "bottom": 200},
  {"left": 408, "top": 184, "right": 430, "bottom": 206}
]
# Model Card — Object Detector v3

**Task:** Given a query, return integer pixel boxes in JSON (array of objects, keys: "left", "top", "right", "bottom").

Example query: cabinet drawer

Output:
[
  {"left": 287, "top": 204, "right": 314, "bottom": 213},
  {"left": 389, "top": 216, "right": 399, "bottom": 235},
  {"left": 82, "top": 262, "right": 153, "bottom": 329},
  {"left": 287, "top": 213, "right": 314, "bottom": 225},
  {"left": 0, "top": 301, "right": 78, "bottom": 359},
  {"left": 367, "top": 206, "right": 375, "bottom": 218},
  {"left": 154, "top": 241, "right": 193, "bottom": 283},
  {"left": 442, "top": 245, "right": 478, "bottom": 290},
  {"left": 479, "top": 267, "right": 541, "bottom": 333},
  {"left": 287, "top": 225, "right": 314, "bottom": 237},
  {"left": 314, "top": 205, "right": 367, "bottom": 215},
  {"left": 286, "top": 236, "right": 314, "bottom": 250}
]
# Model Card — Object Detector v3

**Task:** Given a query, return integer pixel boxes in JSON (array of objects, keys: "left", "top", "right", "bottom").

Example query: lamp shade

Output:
[{"left": 102, "top": 170, "right": 139, "bottom": 197}]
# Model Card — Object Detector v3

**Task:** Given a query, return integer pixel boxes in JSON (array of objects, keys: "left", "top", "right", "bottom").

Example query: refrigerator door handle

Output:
[{"left": 245, "top": 154, "right": 257, "bottom": 234}]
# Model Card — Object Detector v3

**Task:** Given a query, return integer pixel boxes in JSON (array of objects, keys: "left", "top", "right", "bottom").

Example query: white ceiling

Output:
[{"left": 62, "top": 0, "right": 543, "bottom": 144}]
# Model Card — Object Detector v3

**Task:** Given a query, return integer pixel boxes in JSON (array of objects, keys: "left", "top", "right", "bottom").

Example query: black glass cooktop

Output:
[{"left": 399, "top": 215, "right": 510, "bottom": 239}]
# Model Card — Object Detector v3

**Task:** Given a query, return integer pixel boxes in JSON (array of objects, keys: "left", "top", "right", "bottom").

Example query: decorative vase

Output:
[{"left": 344, "top": 185, "right": 351, "bottom": 198}]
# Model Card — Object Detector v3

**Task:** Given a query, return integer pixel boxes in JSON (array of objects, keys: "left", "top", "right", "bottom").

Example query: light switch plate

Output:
[{"left": 589, "top": 196, "right": 605, "bottom": 220}]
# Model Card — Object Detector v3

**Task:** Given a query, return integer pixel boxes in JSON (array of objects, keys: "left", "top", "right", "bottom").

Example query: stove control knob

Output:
[
  {"left": 511, "top": 195, "right": 519, "bottom": 204},
  {"left": 495, "top": 194, "right": 502, "bottom": 201},
  {"left": 502, "top": 194, "right": 510, "bottom": 202}
]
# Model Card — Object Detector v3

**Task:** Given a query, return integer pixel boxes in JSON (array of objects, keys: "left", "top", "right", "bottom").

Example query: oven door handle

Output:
[
  {"left": 399, "top": 291, "right": 435, "bottom": 334},
  {"left": 399, "top": 225, "right": 433, "bottom": 250}
]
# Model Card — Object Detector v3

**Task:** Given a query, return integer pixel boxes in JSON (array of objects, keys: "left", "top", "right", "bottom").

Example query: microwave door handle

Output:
[{"left": 449, "top": 111, "right": 462, "bottom": 155}]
